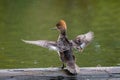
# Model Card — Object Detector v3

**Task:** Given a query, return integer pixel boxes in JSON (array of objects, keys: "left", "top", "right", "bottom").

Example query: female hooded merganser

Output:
[
  {"left": 22, "top": 20, "right": 94, "bottom": 74},
  {"left": 54, "top": 20, "right": 79, "bottom": 74}
]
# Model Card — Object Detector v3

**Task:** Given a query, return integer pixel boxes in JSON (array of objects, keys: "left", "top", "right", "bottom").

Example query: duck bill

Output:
[{"left": 51, "top": 27, "right": 57, "bottom": 30}]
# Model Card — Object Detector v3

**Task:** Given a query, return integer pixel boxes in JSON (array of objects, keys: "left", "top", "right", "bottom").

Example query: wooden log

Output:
[{"left": 0, "top": 67, "right": 120, "bottom": 80}]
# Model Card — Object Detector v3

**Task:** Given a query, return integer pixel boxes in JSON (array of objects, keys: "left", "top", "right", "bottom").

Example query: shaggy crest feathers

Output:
[{"left": 56, "top": 20, "right": 67, "bottom": 30}]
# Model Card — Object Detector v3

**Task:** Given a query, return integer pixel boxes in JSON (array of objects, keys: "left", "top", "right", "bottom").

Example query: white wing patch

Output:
[
  {"left": 49, "top": 46, "right": 59, "bottom": 51},
  {"left": 80, "top": 42, "right": 86, "bottom": 49}
]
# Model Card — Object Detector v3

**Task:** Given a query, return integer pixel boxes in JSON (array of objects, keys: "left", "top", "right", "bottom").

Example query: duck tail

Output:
[{"left": 66, "top": 61, "right": 80, "bottom": 74}]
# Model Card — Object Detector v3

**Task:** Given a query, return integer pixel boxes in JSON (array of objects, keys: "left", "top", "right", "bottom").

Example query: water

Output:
[
  {"left": 0, "top": 0, "right": 120, "bottom": 69},
  {"left": 0, "top": 76, "right": 120, "bottom": 80}
]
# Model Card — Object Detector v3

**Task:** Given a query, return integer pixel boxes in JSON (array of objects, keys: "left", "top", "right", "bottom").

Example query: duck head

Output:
[
  {"left": 56, "top": 20, "right": 67, "bottom": 31},
  {"left": 52, "top": 20, "right": 67, "bottom": 33}
]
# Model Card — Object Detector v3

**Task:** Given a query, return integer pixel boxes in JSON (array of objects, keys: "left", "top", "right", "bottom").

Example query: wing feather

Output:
[
  {"left": 22, "top": 40, "right": 58, "bottom": 51},
  {"left": 71, "top": 31, "right": 94, "bottom": 52}
]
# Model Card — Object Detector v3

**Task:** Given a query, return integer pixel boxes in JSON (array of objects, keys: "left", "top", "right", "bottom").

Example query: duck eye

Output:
[{"left": 56, "top": 23, "right": 60, "bottom": 26}]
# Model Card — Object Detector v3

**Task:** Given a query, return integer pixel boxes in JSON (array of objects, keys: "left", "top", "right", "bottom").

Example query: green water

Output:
[{"left": 0, "top": 0, "right": 120, "bottom": 68}]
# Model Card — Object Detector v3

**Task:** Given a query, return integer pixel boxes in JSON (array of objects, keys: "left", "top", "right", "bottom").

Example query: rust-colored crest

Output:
[{"left": 56, "top": 20, "right": 67, "bottom": 30}]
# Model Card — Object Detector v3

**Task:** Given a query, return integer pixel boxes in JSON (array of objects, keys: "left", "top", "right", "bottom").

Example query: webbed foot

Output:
[{"left": 61, "top": 64, "right": 65, "bottom": 69}]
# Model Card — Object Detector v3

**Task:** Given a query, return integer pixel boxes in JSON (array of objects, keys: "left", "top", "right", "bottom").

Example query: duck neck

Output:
[{"left": 60, "top": 30, "right": 66, "bottom": 37}]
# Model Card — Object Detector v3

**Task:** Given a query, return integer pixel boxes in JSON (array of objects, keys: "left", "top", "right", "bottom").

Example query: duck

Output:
[
  {"left": 53, "top": 20, "right": 79, "bottom": 74},
  {"left": 22, "top": 20, "right": 94, "bottom": 74}
]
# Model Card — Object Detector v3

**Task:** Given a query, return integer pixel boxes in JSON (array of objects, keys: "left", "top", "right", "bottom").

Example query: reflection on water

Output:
[
  {"left": 0, "top": 76, "right": 120, "bottom": 80},
  {"left": 0, "top": 0, "right": 120, "bottom": 68}
]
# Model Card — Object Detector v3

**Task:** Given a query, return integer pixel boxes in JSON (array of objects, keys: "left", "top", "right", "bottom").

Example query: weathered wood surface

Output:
[{"left": 0, "top": 67, "right": 120, "bottom": 78}]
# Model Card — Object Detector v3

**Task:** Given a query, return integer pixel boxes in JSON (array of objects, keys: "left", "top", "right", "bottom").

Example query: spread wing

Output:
[
  {"left": 22, "top": 40, "right": 58, "bottom": 51},
  {"left": 71, "top": 31, "right": 94, "bottom": 52}
]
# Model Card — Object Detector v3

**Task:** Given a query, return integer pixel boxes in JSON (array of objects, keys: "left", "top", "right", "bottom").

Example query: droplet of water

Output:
[
  {"left": 97, "top": 64, "right": 101, "bottom": 67},
  {"left": 117, "top": 63, "right": 120, "bottom": 66},
  {"left": 1, "top": 47, "right": 5, "bottom": 50},
  {"left": 21, "top": 61, "right": 24, "bottom": 64},
  {"left": 94, "top": 42, "right": 101, "bottom": 54},
  {"left": 34, "top": 60, "right": 38, "bottom": 64}
]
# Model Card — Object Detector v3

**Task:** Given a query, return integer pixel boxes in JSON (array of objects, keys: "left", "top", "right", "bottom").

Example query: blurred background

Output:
[{"left": 0, "top": 0, "right": 120, "bottom": 68}]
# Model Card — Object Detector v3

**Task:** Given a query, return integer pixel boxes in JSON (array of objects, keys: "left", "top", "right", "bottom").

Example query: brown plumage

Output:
[
  {"left": 55, "top": 20, "right": 79, "bottom": 74},
  {"left": 22, "top": 20, "right": 94, "bottom": 74},
  {"left": 22, "top": 31, "right": 94, "bottom": 53},
  {"left": 71, "top": 31, "right": 94, "bottom": 52}
]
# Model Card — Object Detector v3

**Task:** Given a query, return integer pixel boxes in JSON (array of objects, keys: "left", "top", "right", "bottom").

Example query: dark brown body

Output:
[{"left": 56, "top": 28, "right": 78, "bottom": 74}]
